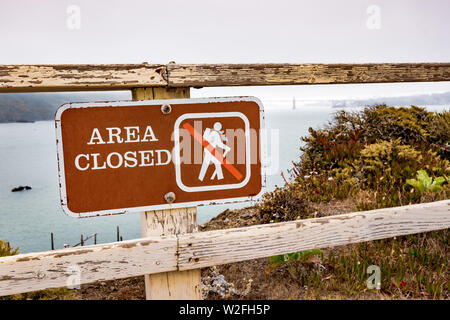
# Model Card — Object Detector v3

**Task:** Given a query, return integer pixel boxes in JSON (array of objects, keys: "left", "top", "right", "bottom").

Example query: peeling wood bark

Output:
[
  {"left": 0, "top": 63, "right": 449, "bottom": 93},
  {"left": 0, "top": 237, "right": 177, "bottom": 297},
  {"left": 0, "top": 64, "right": 167, "bottom": 92},
  {"left": 167, "top": 63, "right": 450, "bottom": 87},
  {"left": 177, "top": 200, "right": 450, "bottom": 270}
]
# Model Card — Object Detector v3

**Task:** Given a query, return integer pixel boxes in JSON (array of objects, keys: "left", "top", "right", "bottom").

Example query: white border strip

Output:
[
  {"left": 174, "top": 112, "right": 251, "bottom": 192},
  {"left": 55, "top": 96, "right": 266, "bottom": 218}
]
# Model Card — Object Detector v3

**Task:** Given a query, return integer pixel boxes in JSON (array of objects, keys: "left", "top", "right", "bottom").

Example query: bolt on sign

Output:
[{"left": 55, "top": 97, "right": 265, "bottom": 217}]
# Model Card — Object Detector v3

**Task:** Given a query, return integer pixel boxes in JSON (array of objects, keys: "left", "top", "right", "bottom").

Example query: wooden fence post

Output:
[
  {"left": 132, "top": 87, "right": 202, "bottom": 300},
  {"left": 50, "top": 233, "right": 54, "bottom": 250}
]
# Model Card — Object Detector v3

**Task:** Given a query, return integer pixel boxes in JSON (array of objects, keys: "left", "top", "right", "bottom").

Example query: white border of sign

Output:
[
  {"left": 174, "top": 112, "right": 251, "bottom": 192},
  {"left": 55, "top": 96, "right": 266, "bottom": 218}
]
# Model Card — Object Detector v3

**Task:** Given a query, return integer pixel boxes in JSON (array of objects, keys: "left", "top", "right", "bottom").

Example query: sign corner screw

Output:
[
  {"left": 164, "top": 192, "right": 176, "bottom": 203},
  {"left": 161, "top": 104, "right": 172, "bottom": 114}
]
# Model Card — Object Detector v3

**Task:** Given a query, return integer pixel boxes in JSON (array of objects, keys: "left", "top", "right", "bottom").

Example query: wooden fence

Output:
[
  {"left": 1, "top": 63, "right": 449, "bottom": 92},
  {"left": 1, "top": 200, "right": 449, "bottom": 297},
  {"left": 0, "top": 63, "right": 449, "bottom": 298}
]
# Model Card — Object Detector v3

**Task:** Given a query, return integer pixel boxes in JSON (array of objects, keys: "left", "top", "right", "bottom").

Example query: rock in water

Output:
[{"left": 11, "top": 186, "right": 32, "bottom": 192}]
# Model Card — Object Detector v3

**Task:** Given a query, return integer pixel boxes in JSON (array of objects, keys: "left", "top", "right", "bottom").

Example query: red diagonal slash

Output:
[{"left": 182, "top": 122, "right": 243, "bottom": 181}]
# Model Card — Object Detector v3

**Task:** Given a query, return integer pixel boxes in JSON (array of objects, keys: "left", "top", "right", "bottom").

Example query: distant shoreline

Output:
[
  {"left": 0, "top": 120, "right": 36, "bottom": 124},
  {"left": 11, "top": 120, "right": 35, "bottom": 123}
]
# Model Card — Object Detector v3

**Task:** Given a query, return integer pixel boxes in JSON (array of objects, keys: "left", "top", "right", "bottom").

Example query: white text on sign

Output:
[{"left": 74, "top": 125, "right": 171, "bottom": 171}]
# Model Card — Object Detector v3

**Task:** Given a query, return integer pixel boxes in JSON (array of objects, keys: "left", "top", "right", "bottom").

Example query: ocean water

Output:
[{"left": 0, "top": 105, "right": 447, "bottom": 253}]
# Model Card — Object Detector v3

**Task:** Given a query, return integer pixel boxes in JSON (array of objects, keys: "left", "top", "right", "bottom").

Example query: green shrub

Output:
[
  {"left": 355, "top": 138, "right": 448, "bottom": 189},
  {"left": 296, "top": 105, "right": 449, "bottom": 177},
  {"left": 258, "top": 185, "right": 310, "bottom": 222},
  {"left": 361, "top": 105, "right": 430, "bottom": 145},
  {"left": 352, "top": 140, "right": 449, "bottom": 209},
  {"left": 280, "top": 106, "right": 450, "bottom": 209},
  {"left": 406, "top": 170, "right": 446, "bottom": 192},
  {"left": 298, "top": 123, "right": 364, "bottom": 174},
  {"left": 0, "top": 240, "right": 18, "bottom": 257},
  {"left": 424, "top": 110, "right": 450, "bottom": 147}
]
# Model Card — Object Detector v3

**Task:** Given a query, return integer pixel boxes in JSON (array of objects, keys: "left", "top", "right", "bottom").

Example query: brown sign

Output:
[{"left": 55, "top": 97, "right": 264, "bottom": 217}]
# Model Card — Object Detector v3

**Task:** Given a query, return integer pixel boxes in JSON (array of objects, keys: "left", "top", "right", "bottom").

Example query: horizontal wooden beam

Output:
[
  {"left": 177, "top": 200, "right": 450, "bottom": 270},
  {"left": 0, "top": 236, "right": 177, "bottom": 296},
  {"left": 0, "top": 63, "right": 449, "bottom": 93},
  {"left": 0, "top": 200, "right": 448, "bottom": 296},
  {"left": 0, "top": 64, "right": 167, "bottom": 93},
  {"left": 168, "top": 63, "right": 450, "bottom": 87}
]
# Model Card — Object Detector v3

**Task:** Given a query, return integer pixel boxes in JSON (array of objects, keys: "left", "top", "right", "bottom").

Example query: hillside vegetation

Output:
[
  {"left": 203, "top": 105, "right": 449, "bottom": 300},
  {"left": 0, "top": 92, "right": 128, "bottom": 123},
  {"left": 252, "top": 105, "right": 449, "bottom": 299},
  {"left": 261, "top": 105, "right": 449, "bottom": 218}
]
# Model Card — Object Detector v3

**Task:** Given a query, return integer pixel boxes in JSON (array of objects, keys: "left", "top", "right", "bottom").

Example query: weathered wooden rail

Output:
[
  {"left": 0, "top": 63, "right": 449, "bottom": 92},
  {"left": 0, "top": 200, "right": 449, "bottom": 296},
  {"left": 0, "top": 62, "right": 449, "bottom": 299}
]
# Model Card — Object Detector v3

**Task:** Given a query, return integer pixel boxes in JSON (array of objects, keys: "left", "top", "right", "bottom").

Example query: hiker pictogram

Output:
[
  {"left": 181, "top": 120, "right": 244, "bottom": 183},
  {"left": 174, "top": 108, "right": 261, "bottom": 194},
  {"left": 198, "top": 122, "right": 231, "bottom": 181}
]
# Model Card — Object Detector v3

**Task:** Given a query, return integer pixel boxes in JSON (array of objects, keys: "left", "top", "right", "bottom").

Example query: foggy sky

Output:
[{"left": 0, "top": 0, "right": 449, "bottom": 100}]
